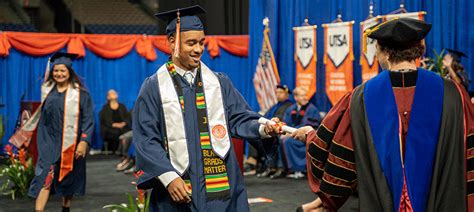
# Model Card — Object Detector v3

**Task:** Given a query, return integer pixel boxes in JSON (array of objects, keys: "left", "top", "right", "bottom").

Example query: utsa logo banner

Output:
[
  {"left": 323, "top": 21, "right": 354, "bottom": 105},
  {"left": 360, "top": 17, "right": 380, "bottom": 82},
  {"left": 294, "top": 25, "right": 317, "bottom": 99}
]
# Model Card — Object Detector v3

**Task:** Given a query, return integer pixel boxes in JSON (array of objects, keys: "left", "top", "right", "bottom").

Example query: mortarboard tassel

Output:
[
  {"left": 362, "top": 32, "right": 368, "bottom": 54},
  {"left": 362, "top": 17, "right": 398, "bottom": 54},
  {"left": 174, "top": 10, "right": 181, "bottom": 58}
]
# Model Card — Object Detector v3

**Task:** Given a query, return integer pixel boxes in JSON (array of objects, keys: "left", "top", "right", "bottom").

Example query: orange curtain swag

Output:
[{"left": 0, "top": 31, "right": 248, "bottom": 60}]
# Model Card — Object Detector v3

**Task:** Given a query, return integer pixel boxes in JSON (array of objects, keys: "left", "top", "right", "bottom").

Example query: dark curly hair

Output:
[{"left": 378, "top": 41, "right": 425, "bottom": 64}]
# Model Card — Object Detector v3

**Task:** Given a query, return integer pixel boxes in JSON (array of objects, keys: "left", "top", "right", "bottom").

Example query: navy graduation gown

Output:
[
  {"left": 134, "top": 71, "right": 272, "bottom": 211},
  {"left": 28, "top": 87, "right": 94, "bottom": 198}
]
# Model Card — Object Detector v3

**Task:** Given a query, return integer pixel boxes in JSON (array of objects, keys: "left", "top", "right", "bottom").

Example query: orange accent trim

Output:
[
  {"left": 418, "top": 12, "right": 425, "bottom": 21},
  {"left": 323, "top": 26, "right": 328, "bottom": 64},
  {"left": 205, "top": 36, "right": 220, "bottom": 58},
  {"left": 135, "top": 36, "right": 157, "bottom": 61},
  {"left": 0, "top": 32, "right": 249, "bottom": 60},
  {"left": 59, "top": 87, "right": 80, "bottom": 182},
  {"left": 174, "top": 14, "right": 180, "bottom": 58},
  {"left": 349, "top": 23, "right": 354, "bottom": 61}
]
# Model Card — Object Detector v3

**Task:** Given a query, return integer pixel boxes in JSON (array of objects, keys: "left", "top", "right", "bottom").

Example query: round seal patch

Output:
[{"left": 211, "top": 124, "right": 227, "bottom": 139}]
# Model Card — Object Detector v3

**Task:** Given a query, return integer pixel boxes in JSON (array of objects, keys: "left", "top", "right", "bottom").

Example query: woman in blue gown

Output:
[{"left": 28, "top": 53, "right": 94, "bottom": 212}]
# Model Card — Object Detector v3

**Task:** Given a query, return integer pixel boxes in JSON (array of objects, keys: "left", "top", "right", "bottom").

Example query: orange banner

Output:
[
  {"left": 360, "top": 17, "right": 380, "bottom": 82},
  {"left": 294, "top": 25, "right": 317, "bottom": 99},
  {"left": 323, "top": 21, "right": 354, "bottom": 105}
]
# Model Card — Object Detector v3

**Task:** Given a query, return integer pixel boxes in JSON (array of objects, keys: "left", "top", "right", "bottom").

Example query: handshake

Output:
[{"left": 260, "top": 117, "right": 314, "bottom": 142}]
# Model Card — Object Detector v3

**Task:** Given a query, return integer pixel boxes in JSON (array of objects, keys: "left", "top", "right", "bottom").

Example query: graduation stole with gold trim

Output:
[{"left": 166, "top": 61, "right": 231, "bottom": 200}]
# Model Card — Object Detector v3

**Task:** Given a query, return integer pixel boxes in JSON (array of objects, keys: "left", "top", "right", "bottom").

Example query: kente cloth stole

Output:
[{"left": 166, "top": 61, "right": 230, "bottom": 200}]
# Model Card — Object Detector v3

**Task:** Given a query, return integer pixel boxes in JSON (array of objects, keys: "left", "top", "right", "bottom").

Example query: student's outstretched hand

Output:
[{"left": 264, "top": 117, "right": 285, "bottom": 136}]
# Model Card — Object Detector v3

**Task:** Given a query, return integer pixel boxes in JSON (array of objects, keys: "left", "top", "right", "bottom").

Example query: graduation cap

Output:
[
  {"left": 43, "top": 52, "right": 78, "bottom": 81},
  {"left": 155, "top": 5, "right": 207, "bottom": 57},
  {"left": 446, "top": 48, "right": 467, "bottom": 63},
  {"left": 363, "top": 18, "right": 431, "bottom": 51},
  {"left": 50, "top": 52, "right": 78, "bottom": 67},
  {"left": 276, "top": 85, "right": 291, "bottom": 94}
]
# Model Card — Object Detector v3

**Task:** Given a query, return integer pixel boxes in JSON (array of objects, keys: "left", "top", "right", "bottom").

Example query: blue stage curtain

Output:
[
  {"left": 1, "top": 47, "right": 249, "bottom": 149},
  {"left": 250, "top": 0, "right": 474, "bottom": 112}
]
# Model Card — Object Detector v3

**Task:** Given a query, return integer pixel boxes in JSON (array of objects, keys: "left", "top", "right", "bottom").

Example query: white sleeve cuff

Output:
[
  {"left": 157, "top": 171, "right": 180, "bottom": 188},
  {"left": 259, "top": 125, "right": 272, "bottom": 138}
]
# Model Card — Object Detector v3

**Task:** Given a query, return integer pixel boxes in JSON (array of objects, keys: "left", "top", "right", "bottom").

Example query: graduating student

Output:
[
  {"left": 23, "top": 52, "right": 94, "bottom": 212},
  {"left": 293, "top": 18, "right": 474, "bottom": 211},
  {"left": 443, "top": 48, "right": 470, "bottom": 91},
  {"left": 133, "top": 5, "right": 279, "bottom": 212}
]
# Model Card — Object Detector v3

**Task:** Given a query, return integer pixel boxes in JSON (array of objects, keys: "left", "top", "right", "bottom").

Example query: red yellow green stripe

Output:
[
  {"left": 196, "top": 93, "right": 206, "bottom": 109},
  {"left": 205, "top": 178, "right": 229, "bottom": 184},
  {"left": 206, "top": 173, "right": 230, "bottom": 192},
  {"left": 167, "top": 62, "right": 177, "bottom": 76},
  {"left": 184, "top": 179, "right": 192, "bottom": 194},
  {"left": 205, "top": 174, "right": 230, "bottom": 192},
  {"left": 200, "top": 132, "right": 211, "bottom": 149},
  {"left": 179, "top": 96, "right": 184, "bottom": 110},
  {"left": 207, "top": 186, "right": 230, "bottom": 192}
]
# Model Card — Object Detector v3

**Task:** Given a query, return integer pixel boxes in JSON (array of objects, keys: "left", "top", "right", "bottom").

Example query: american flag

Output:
[{"left": 253, "top": 26, "right": 280, "bottom": 112}]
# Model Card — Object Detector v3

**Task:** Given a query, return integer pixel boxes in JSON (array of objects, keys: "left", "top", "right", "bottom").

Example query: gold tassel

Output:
[
  {"left": 362, "top": 32, "right": 368, "bottom": 54},
  {"left": 173, "top": 10, "right": 181, "bottom": 58},
  {"left": 362, "top": 17, "right": 399, "bottom": 54}
]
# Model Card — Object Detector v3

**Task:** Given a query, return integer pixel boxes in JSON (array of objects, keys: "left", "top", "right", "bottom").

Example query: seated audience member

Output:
[
  {"left": 246, "top": 85, "right": 292, "bottom": 177},
  {"left": 99, "top": 89, "right": 131, "bottom": 156},
  {"left": 271, "top": 86, "right": 321, "bottom": 179}
]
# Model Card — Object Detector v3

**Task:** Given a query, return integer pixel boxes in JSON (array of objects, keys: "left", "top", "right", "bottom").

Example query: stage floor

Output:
[{"left": 0, "top": 155, "right": 315, "bottom": 211}]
